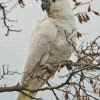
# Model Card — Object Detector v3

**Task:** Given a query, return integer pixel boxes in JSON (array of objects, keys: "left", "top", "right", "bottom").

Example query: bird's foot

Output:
[{"left": 42, "top": 64, "right": 55, "bottom": 74}]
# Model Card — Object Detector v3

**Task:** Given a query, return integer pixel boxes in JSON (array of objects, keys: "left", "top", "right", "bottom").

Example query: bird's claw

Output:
[{"left": 42, "top": 64, "right": 55, "bottom": 74}]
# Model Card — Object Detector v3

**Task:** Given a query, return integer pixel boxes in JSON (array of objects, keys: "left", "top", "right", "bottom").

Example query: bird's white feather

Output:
[{"left": 17, "top": 0, "right": 76, "bottom": 99}]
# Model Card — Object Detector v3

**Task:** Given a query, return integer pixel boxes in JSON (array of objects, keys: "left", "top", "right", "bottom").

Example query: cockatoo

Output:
[{"left": 17, "top": 0, "right": 77, "bottom": 100}]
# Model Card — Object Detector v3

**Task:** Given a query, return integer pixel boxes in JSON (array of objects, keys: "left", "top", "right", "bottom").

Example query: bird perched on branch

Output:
[{"left": 17, "top": 0, "right": 77, "bottom": 100}]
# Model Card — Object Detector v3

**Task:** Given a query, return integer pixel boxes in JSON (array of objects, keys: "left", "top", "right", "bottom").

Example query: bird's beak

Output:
[{"left": 41, "top": 1, "right": 51, "bottom": 11}]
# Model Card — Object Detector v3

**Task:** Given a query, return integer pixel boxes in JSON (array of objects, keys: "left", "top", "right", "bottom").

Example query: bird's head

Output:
[
  {"left": 41, "top": 0, "right": 64, "bottom": 16},
  {"left": 41, "top": 0, "right": 71, "bottom": 18},
  {"left": 41, "top": 0, "right": 56, "bottom": 11}
]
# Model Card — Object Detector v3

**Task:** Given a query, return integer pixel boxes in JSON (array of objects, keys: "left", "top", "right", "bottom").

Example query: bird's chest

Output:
[
  {"left": 50, "top": 31, "right": 68, "bottom": 53},
  {"left": 48, "top": 30, "right": 73, "bottom": 64},
  {"left": 46, "top": 19, "right": 76, "bottom": 64}
]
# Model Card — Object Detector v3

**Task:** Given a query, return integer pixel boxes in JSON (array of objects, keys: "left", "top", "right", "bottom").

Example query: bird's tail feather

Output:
[
  {"left": 17, "top": 73, "right": 53, "bottom": 100},
  {"left": 17, "top": 62, "right": 58, "bottom": 100},
  {"left": 17, "top": 90, "right": 36, "bottom": 100}
]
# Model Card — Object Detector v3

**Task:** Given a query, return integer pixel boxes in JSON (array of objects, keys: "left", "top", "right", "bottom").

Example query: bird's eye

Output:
[{"left": 53, "top": 0, "right": 56, "bottom": 2}]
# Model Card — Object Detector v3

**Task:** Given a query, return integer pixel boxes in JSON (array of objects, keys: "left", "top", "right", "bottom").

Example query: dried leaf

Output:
[
  {"left": 92, "top": 10, "right": 100, "bottom": 16},
  {"left": 93, "top": 81, "right": 97, "bottom": 89},
  {"left": 18, "top": 0, "right": 25, "bottom": 6},
  {"left": 18, "top": 0, "right": 23, "bottom": 4},
  {"left": 75, "top": 2, "right": 82, "bottom": 6},
  {"left": 90, "top": 79, "right": 93, "bottom": 85},
  {"left": 88, "top": 97, "right": 90, "bottom": 100},
  {"left": 91, "top": 41, "right": 96, "bottom": 46},
  {"left": 86, "top": 96, "right": 88, "bottom": 100},
  {"left": 86, "top": 96, "right": 90, "bottom": 100},
  {"left": 73, "top": 0, "right": 76, "bottom": 2},
  {"left": 82, "top": 14, "right": 87, "bottom": 22},
  {"left": 80, "top": 71, "right": 84, "bottom": 82},
  {"left": 76, "top": 90, "right": 80, "bottom": 97},
  {"left": 89, "top": 53, "right": 94, "bottom": 59},
  {"left": 77, "top": 32, "right": 82, "bottom": 38},
  {"left": 87, "top": 58, "right": 93, "bottom": 63},
  {"left": 65, "top": 91, "right": 69, "bottom": 99},
  {"left": 86, "top": 13, "right": 90, "bottom": 20},
  {"left": 82, "top": 58, "right": 88, "bottom": 62},
  {"left": 79, "top": 97, "right": 81, "bottom": 100},
  {"left": 82, "top": 96, "right": 85, "bottom": 100},
  {"left": 58, "top": 64, "right": 61, "bottom": 72},
  {"left": 94, "top": 88, "right": 97, "bottom": 93},
  {"left": 88, "top": 5, "right": 91, "bottom": 12},
  {"left": 78, "top": 15, "right": 83, "bottom": 23}
]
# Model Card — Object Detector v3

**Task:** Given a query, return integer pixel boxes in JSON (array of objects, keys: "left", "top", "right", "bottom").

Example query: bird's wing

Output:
[{"left": 21, "top": 19, "right": 57, "bottom": 84}]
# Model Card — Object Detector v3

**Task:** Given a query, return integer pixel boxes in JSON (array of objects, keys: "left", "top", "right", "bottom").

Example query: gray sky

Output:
[{"left": 0, "top": 0, "right": 100, "bottom": 100}]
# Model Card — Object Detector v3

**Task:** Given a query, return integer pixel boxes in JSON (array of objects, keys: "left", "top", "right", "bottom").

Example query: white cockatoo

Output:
[{"left": 17, "top": 0, "right": 77, "bottom": 100}]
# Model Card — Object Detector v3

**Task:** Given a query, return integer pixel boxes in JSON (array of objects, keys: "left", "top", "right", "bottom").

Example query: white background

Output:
[{"left": 0, "top": 0, "right": 100, "bottom": 100}]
